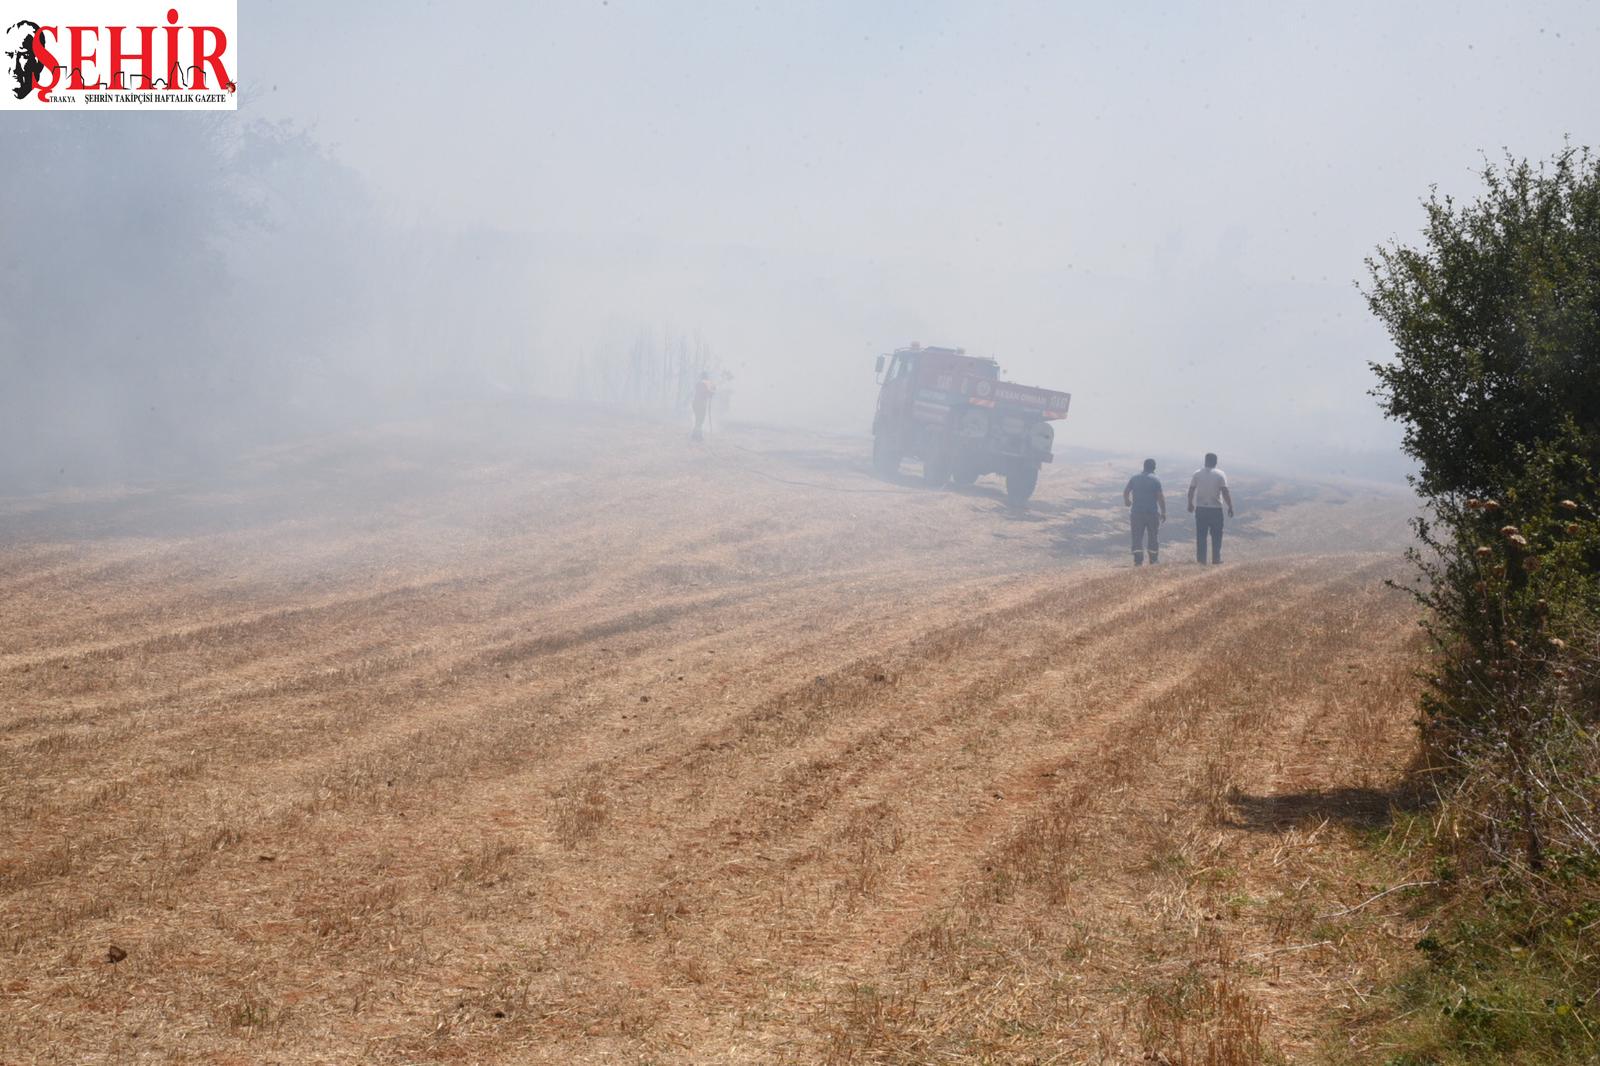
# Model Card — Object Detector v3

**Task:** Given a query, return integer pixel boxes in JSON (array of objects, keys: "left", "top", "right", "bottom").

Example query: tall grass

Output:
[{"left": 1363, "top": 447, "right": 1600, "bottom": 1062}]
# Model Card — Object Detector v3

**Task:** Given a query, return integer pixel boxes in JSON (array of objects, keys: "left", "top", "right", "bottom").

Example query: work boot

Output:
[
  {"left": 1149, "top": 553, "right": 1159, "bottom": 564},
  {"left": 1133, "top": 552, "right": 1144, "bottom": 566}
]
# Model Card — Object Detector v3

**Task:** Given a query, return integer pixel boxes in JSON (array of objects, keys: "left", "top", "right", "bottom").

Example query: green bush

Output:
[
  {"left": 1359, "top": 148, "right": 1600, "bottom": 1064},
  {"left": 1367, "top": 147, "right": 1600, "bottom": 501},
  {"left": 1367, "top": 146, "right": 1600, "bottom": 878},
  {"left": 1401, "top": 441, "right": 1600, "bottom": 877}
]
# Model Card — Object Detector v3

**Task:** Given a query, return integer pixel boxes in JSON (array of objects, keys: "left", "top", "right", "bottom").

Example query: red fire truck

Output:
[{"left": 871, "top": 344, "right": 1071, "bottom": 506}]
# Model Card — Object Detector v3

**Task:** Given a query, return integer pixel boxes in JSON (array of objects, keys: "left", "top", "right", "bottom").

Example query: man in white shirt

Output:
[{"left": 1186, "top": 452, "right": 1234, "bottom": 564}]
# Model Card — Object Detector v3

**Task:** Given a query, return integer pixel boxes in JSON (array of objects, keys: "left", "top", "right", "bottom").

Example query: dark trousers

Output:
[
  {"left": 1130, "top": 511, "right": 1160, "bottom": 564},
  {"left": 1195, "top": 506, "right": 1224, "bottom": 563}
]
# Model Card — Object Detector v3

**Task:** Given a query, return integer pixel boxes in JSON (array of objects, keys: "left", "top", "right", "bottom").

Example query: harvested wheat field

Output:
[{"left": 1, "top": 404, "right": 1428, "bottom": 1064}]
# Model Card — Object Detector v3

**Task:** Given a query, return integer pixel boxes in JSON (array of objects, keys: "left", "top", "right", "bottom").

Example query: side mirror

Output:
[{"left": 875, "top": 354, "right": 886, "bottom": 374}]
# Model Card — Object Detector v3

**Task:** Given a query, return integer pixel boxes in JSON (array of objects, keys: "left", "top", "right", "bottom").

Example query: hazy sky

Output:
[{"left": 244, "top": 0, "right": 1600, "bottom": 474}]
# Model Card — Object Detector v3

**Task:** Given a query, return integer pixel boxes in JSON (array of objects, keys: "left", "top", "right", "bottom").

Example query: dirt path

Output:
[{"left": 0, "top": 407, "right": 1422, "bottom": 1063}]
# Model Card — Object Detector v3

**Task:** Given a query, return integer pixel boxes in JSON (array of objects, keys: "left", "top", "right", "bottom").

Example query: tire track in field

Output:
[
  {"left": 0, "top": 575, "right": 810, "bottom": 901},
  {"left": 577, "top": 560, "right": 1281, "bottom": 865},
  {"left": 739, "top": 558, "right": 1414, "bottom": 1064},
  {"left": 335, "top": 560, "right": 1345, "bottom": 1059},
  {"left": 595, "top": 560, "right": 1361, "bottom": 998},
  {"left": 334, "top": 557, "right": 1363, "bottom": 1062},
  {"left": 804, "top": 557, "right": 1399, "bottom": 974},
  {"left": 0, "top": 558, "right": 1030, "bottom": 940}
]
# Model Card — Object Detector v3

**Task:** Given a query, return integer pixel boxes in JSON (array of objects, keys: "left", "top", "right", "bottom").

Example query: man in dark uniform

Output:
[{"left": 1123, "top": 458, "right": 1166, "bottom": 565}]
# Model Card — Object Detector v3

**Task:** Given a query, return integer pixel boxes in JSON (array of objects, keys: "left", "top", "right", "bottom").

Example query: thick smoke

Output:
[
  {"left": 13, "top": 2, "right": 1591, "bottom": 491},
  {"left": 0, "top": 117, "right": 552, "bottom": 490}
]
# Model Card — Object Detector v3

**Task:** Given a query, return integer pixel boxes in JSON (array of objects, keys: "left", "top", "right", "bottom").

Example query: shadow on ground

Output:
[{"left": 1224, "top": 785, "right": 1424, "bottom": 832}]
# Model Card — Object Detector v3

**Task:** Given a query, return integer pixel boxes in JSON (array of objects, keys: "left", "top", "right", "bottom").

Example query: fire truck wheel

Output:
[
  {"left": 1005, "top": 465, "right": 1039, "bottom": 506},
  {"left": 922, "top": 452, "right": 953, "bottom": 488},
  {"left": 872, "top": 435, "right": 901, "bottom": 477}
]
